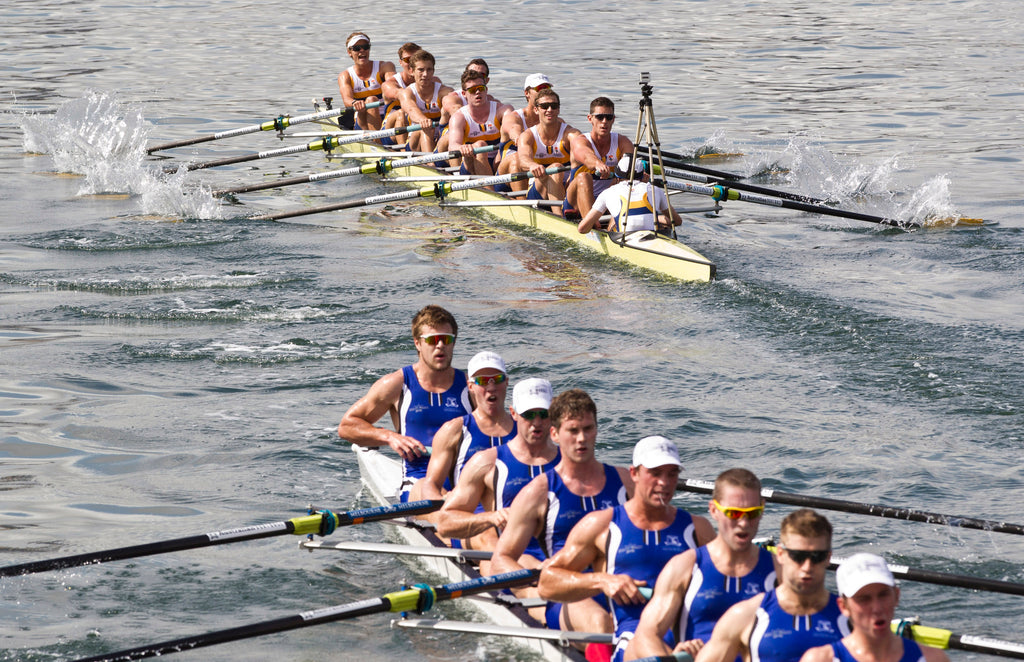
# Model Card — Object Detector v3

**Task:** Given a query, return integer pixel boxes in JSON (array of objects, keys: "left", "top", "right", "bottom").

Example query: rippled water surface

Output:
[{"left": 2, "top": 0, "right": 1023, "bottom": 660}]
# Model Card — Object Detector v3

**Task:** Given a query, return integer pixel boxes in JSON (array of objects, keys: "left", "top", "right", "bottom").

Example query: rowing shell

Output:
[
  {"left": 345, "top": 446, "right": 587, "bottom": 662},
  {"left": 322, "top": 138, "right": 718, "bottom": 283}
]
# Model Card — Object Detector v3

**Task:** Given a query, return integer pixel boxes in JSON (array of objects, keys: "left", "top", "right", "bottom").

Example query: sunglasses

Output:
[
  {"left": 520, "top": 409, "right": 549, "bottom": 420},
  {"left": 349, "top": 44, "right": 370, "bottom": 52},
  {"left": 465, "top": 84, "right": 487, "bottom": 94},
  {"left": 593, "top": 113, "right": 616, "bottom": 121},
  {"left": 713, "top": 500, "right": 764, "bottom": 520},
  {"left": 400, "top": 56, "right": 411, "bottom": 64},
  {"left": 781, "top": 546, "right": 830, "bottom": 565},
  {"left": 537, "top": 102, "right": 560, "bottom": 110},
  {"left": 419, "top": 333, "right": 455, "bottom": 346},
  {"left": 471, "top": 373, "right": 507, "bottom": 387}
]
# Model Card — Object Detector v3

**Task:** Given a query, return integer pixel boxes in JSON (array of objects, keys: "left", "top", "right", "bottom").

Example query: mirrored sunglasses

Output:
[
  {"left": 782, "top": 547, "right": 830, "bottom": 565},
  {"left": 419, "top": 333, "right": 455, "bottom": 346},
  {"left": 520, "top": 409, "right": 549, "bottom": 420},
  {"left": 471, "top": 373, "right": 507, "bottom": 386},
  {"left": 713, "top": 499, "right": 764, "bottom": 520}
]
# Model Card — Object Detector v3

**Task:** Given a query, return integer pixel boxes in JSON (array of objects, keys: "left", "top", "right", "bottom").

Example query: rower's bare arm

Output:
[
  {"left": 338, "top": 371, "right": 424, "bottom": 460},
  {"left": 446, "top": 113, "right": 469, "bottom": 167},
  {"left": 436, "top": 450, "right": 503, "bottom": 539},
  {"left": 538, "top": 510, "right": 623, "bottom": 603},
  {"left": 570, "top": 133, "right": 602, "bottom": 173},
  {"left": 500, "top": 109, "right": 524, "bottom": 143},
  {"left": 420, "top": 417, "right": 463, "bottom": 500},
  {"left": 798, "top": 645, "right": 834, "bottom": 662},
  {"left": 578, "top": 205, "right": 605, "bottom": 234},
  {"left": 488, "top": 473, "right": 548, "bottom": 575},
  {"left": 398, "top": 89, "right": 431, "bottom": 128},
  {"left": 516, "top": 132, "right": 544, "bottom": 178},
  {"left": 693, "top": 594, "right": 759, "bottom": 662},
  {"left": 625, "top": 551, "right": 697, "bottom": 660},
  {"left": 338, "top": 71, "right": 356, "bottom": 106},
  {"left": 921, "top": 646, "right": 951, "bottom": 662}
]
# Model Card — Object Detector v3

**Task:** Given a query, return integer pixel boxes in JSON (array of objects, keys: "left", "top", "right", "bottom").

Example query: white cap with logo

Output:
[
  {"left": 836, "top": 552, "right": 895, "bottom": 597},
  {"left": 512, "top": 378, "right": 553, "bottom": 413},
  {"left": 346, "top": 34, "right": 370, "bottom": 49},
  {"left": 523, "top": 73, "right": 551, "bottom": 90},
  {"left": 632, "top": 435, "right": 682, "bottom": 468},
  {"left": 467, "top": 351, "right": 506, "bottom": 377}
]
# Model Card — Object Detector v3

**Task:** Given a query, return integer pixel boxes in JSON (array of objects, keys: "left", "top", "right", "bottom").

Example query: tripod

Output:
[{"left": 624, "top": 72, "right": 675, "bottom": 239}]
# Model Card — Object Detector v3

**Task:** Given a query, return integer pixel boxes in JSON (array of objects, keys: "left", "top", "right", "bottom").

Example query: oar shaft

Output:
[
  {"left": 0, "top": 500, "right": 441, "bottom": 577},
  {"left": 146, "top": 102, "right": 382, "bottom": 154},
  {"left": 896, "top": 621, "right": 1024, "bottom": 659},
  {"left": 72, "top": 569, "right": 539, "bottom": 662},
  {"left": 657, "top": 164, "right": 827, "bottom": 204},
  {"left": 179, "top": 123, "right": 424, "bottom": 172},
  {"left": 679, "top": 478, "right": 1024, "bottom": 535}
]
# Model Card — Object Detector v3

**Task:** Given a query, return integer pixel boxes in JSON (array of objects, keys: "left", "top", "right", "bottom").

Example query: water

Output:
[{"left": 2, "top": 0, "right": 1023, "bottom": 660}]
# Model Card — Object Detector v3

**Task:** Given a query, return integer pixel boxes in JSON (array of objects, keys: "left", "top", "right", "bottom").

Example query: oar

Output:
[
  {"left": 653, "top": 162, "right": 829, "bottom": 204},
  {"left": 678, "top": 478, "right": 1024, "bottom": 535},
  {"left": 760, "top": 542, "right": 1024, "bottom": 597},
  {"left": 170, "top": 122, "right": 426, "bottom": 172},
  {"left": 214, "top": 145, "right": 497, "bottom": 196},
  {"left": 251, "top": 165, "right": 568, "bottom": 222},
  {"left": 662, "top": 177, "right": 920, "bottom": 228},
  {"left": 145, "top": 102, "right": 381, "bottom": 154},
  {"left": 70, "top": 568, "right": 539, "bottom": 662},
  {"left": 895, "top": 618, "right": 1024, "bottom": 659},
  {"left": 0, "top": 500, "right": 441, "bottom": 577}
]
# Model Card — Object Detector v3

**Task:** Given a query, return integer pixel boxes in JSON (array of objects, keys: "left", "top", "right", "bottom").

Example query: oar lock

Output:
[{"left": 317, "top": 509, "right": 338, "bottom": 536}]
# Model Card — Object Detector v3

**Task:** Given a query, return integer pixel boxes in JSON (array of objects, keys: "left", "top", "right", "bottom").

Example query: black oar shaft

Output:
[
  {"left": 72, "top": 569, "right": 539, "bottom": 662},
  {"left": 0, "top": 500, "right": 442, "bottom": 577},
  {"left": 679, "top": 478, "right": 1023, "bottom": 535},
  {"left": 659, "top": 164, "right": 827, "bottom": 204}
]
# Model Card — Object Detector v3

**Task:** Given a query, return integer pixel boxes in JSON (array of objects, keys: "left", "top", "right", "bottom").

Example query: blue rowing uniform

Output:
[
  {"left": 494, "top": 444, "right": 559, "bottom": 560},
  {"left": 750, "top": 590, "right": 849, "bottom": 662},
  {"left": 677, "top": 545, "right": 777, "bottom": 645},
  {"left": 831, "top": 638, "right": 924, "bottom": 662},
  {"left": 399, "top": 365, "right": 471, "bottom": 486},
  {"left": 453, "top": 414, "right": 517, "bottom": 487},
  {"left": 540, "top": 463, "right": 628, "bottom": 630},
  {"left": 541, "top": 463, "right": 628, "bottom": 559},
  {"left": 607, "top": 505, "right": 700, "bottom": 662}
]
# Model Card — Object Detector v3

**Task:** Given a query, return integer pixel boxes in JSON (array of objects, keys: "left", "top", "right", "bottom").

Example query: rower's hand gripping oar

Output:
[
  {"left": 213, "top": 144, "right": 498, "bottom": 197},
  {"left": 145, "top": 101, "right": 382, "bottom": 154},
  {"left": 168, "top": 122, "right": 427, "bottom": 173},
  {"left": 251, "top": 165, "right": 568, "bottom": 223},
  {"left": 69, "top": 568, "right": 540, "bottom": 662},
  {"left": 679, "top": 477, "right": 1024, "bottom": 535},
  {"left": 0, "top": 499, "right": 441, "bottom": 577}
]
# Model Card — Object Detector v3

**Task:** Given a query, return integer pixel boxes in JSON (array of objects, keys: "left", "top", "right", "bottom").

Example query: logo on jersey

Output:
[{"left": 445, "top": 396, "right": 460, "bottom": 409}]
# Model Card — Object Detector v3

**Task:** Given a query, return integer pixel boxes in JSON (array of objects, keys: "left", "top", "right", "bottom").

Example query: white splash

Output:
[{"left": 19, "top": 90, "right": 224, "bottom": 220}]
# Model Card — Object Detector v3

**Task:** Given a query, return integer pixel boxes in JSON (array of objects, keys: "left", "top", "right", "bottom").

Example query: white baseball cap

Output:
[
  {"left": 523, "top": 73, "right": 551, "bottom": 90},
  {"left": 632, "top": 435, "right": 682, "bottom": 468},
  {"left": 467, "top": 351, "right": 506, "bottom": 377},
  {"left": 512, "top": 378, "right": 553, "bottom": 413},
  {"left": 836, "top": 553, "right": 895, "bottom": 597}
]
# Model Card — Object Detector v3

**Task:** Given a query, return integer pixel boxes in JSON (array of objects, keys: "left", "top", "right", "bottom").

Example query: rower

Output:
[
  {"left": 566, "top": 97, "right": 634, "bottom": 218},
  {"left": 516, "top": 88, "right": 580, "bottom": 214},
  {"left": 446, "top": 70, "right": 513, "bottom": 176},
  {"left": 435, "top": 378, "right": 559, "bottom": 559},
  {"left": 379, "top": 41, "right": 431, "bottom": 146},
  {"left": 417, "top": 351, "right": 516, "bottom": 504},
  {"left": 538, "top": 436, "right": 715, "bottom": 662},
  {"left": 488, "top": 388, "right": 633, "bottom": 650},
  {"left": 397, "top": 49, "right": 452, "bottom": 153},
  {"left": 625, "top": 468, "right": 776, "bottom": 661},
  {"left": 337, "top": 32, "right": 396, "bottom": 131},
  {"left": 577, "top": 155, "right": 682, "bottom": 235},
  {"left": 495, "top": 73, "right": 552, "bottom": 192},
  {"left": 800, "top": 554, "right": 950, "bottom": 662},
  {"left": 694, "top": 509, "right": 849, "bottom": 662},
  {"left": 337, "top": 304, "right": 471, "bottom": 500}
]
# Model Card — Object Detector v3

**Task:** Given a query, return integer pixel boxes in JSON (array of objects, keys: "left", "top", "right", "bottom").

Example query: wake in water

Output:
[{"left": 19, "top": 90, "right": 224, "bottom": 221}]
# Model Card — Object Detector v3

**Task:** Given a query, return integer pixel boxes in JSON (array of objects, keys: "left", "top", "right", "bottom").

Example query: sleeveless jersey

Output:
[
  {"left": 750, "top": 590, "right": 849, "bottom": 662},
  {"left": 493, "top": 443, "right": 560, "bottom": 561},
  {"left": 677, "top": 546, "right": 777, "bottom": 644},
  {"left": 399, "top": 365, "right": 471, "bottom": 483},
  {"left": 540, "top": 463, "right": 628, "bottom": 558},
  {"left": 457, "top": 101, "right": 502, "bottom": 144},
  {"left": 830, "top": 638, "right": 924, "bottom": 662},
  {"left": 585, "top": 132, "right": 624, "bottom": 197},
  {"left": 345, "top": 61, "right": 387, "bottom": 101},
  {"left": 594, "top": 181, "right": 668, "bottom": 233},
  {"left": 528, "top": 123, "right": 572, "bottom": 165},
  {"left": 452, "top": 414, "right": 516, "bottom": 486},
  {"left": 607, "top": 505, "right": 700, "bottom": 661},
  {"left": 411, "top": 81, "right": 444, "bottom": 120}
]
